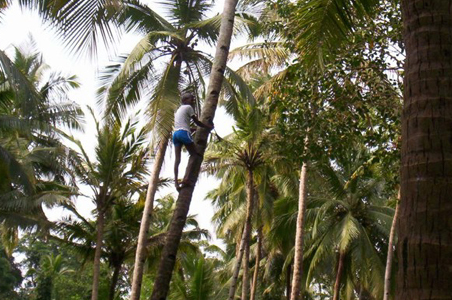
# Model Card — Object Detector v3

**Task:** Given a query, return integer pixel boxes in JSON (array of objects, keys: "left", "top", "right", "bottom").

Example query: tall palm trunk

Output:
[
  {"left": 250, "top": 226, "right": 263, "bottom": 300},
  {"left": 241, "top": 236, "right": 251, "bottom": 300},
  {"left": 92, "top": 204, "right": 105, "bottom": 300},
  {"left": 130, "top": 138, "right": 168, "bottom": 300},
  {"left": 383, "top": 191, "right": 400, "bottom": 300},
  {"left": 289, "top": 162, "right": 308, "bottom": 300},
  {"left": 332, "top": 251, "right": 345, "bottom": 300},
  {"left": 397, "top": 1, "right": 452, "bottom": 299},
  {"left": 149, "top": 1, "right": 238, "bottom": 299},
  {"left": 228, "top": 170, "right": 255, "bottom": 300}
]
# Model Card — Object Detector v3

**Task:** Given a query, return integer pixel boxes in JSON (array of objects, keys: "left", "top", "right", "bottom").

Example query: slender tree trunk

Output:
[
  {"left": 250, "top": 226, "right": 262, "bottom": 300},
  {"left": 109, "top": 261, "right": 123, "bottom": 300},
  {"left": 286, "top": 263, "right": 291, "bottom": 300},
  {"left": 289, "top": 162, "right": 309, "bottom": 300},
  {"left": 130, "top": 138, "right": 168, "bottom": 300},
  {"left": 332, "top": 251, "right": 345, "bottom": 300},
  {"left": 149, "top": 1, "right": 238, "bottom": 299},
  {"left": 398, "top": 1, "right": 452, "bottom": 299},
  {"left": 383, "top": 191, "right": 400, "bottom": 300},
  {"left": 241, "top": 237, "right": 251, "bottom": 300},
  {"left": 92, "top": 206, "right": 105, "bottom": 300},
  {"left": 228, "top": 170, "right": 255, "bottom": 300}
]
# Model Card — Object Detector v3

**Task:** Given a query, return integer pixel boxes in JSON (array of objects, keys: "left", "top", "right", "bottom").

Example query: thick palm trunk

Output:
[
  {"left": 397, "top": 1, "right": 452, "bottom": 299},
  {"left": 332, "top": 251, "right": 345, "bottom": 300},
  {"left": 383, "top": 192, "right": 400, "bottom": 300},
  {"left": 289, "top": 162, "right": 308, "bottom": 300},
  {"left": 250, "top": 226, "right": 262, "bottom": 300},
  {"left": 130, "top": 138, "right": 168, "bottom": 300},
  {"left": 92, "top": 207, "right": 105, "bottom": 300},
  {"left": 149, "top": 1, "right": 238, "bottom": 299},
  {"left": 228, "top": 170, "right": 255, "bottom": 300}
]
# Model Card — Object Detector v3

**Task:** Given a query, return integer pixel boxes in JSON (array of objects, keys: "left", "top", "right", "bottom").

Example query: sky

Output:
[{"left": 0, "top": 1, "right": 238, "bottom": 246}]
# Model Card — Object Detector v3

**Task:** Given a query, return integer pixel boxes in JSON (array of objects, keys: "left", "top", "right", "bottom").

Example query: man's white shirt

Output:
[{"left": 174, "top": 105, "right": 195, "bottom": 132}]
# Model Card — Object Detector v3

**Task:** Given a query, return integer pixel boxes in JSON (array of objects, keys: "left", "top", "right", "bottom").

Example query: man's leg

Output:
[
  {"left": 179, "top": 143, "right": 200, "bottom": 187},
  {"left": 174, "top": 144, "right": 182, "bottom": 190}
]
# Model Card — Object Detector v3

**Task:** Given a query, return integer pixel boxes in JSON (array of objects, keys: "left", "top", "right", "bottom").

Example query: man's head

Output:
[{"left": 181, "top": 93, "right": 195, "bottom": 105}]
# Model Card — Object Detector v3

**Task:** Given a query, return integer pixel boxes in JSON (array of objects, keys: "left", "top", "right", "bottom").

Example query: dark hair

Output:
[{"left": 181, "top": 92, "right": 194, "bottom": 104}]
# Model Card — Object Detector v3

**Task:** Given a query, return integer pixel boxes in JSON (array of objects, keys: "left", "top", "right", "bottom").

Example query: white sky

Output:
[{"left": 0, "top": 2, "right": 239, "bottom": 246}]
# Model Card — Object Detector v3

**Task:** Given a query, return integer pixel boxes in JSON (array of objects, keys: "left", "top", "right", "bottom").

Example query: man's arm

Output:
[{"left": 191, "top": 115, "right": 214, "bottom": 129}]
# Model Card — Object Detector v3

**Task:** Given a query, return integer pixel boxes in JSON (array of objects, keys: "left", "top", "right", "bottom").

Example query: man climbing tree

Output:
[
  {"left": 173, "top": 92, "right": 213, "bottom": 191},
  {"left": 149, "top": 0, "right": 239, "bottom": 299}
]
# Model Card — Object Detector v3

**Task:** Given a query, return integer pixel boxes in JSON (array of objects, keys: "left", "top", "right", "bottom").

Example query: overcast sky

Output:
[{"left": 0, "top": 1, "right": 238, "bottom": 246}]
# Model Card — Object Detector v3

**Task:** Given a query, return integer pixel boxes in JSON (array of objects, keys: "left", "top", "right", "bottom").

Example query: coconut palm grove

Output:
[{"left": 1, "top": 0, "right": 451, "bottom": 299}]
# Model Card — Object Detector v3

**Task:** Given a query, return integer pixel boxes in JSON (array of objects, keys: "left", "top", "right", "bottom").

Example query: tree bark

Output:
[
  {"left": 383, "top": 191, "right": 400, "bottom": 300},
  {"left": 289, "top": 162, "right": 308, "bottom": 300},
  {"left": 149, "top": 1, "right": 238, "bottom": 299},
  {"left": 250, "top": 226, "right": 262, "bottom": 300},
  {"left": 130, "top": 138, "right": 168, "bottom": 300},
  {"left": 397, "top": 1, "right": 452, "bottom": 299},
  {"left": 241, "top": 236, "right": 251, "bottom": 300},
  {"left": 228, "top": 170, "right": 255, "bottom": 300},
  {"left": 332, "top": 251, "right": 345, "bottom": 300},
  {"left": 92, "top": 206, "right": 105, "bottom": 300}
]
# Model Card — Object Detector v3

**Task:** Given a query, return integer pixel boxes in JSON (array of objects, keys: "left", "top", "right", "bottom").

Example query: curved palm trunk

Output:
[
  {"left": 397, "top": 1, "right": 452, "bottom": 299},
  {"left": 383, "top": 192, "right": 400, "bottom": 300},
  {"left": 92, "top": 206, "right": 105, "bottom": 300},
  {"left": 228, "top": 170, "right": 255, "bottom": 300},
  {"left": 332, "top": 251, "right": 345, "bottom": 300},
  {"left": 130, "top": 138, "right": 169, "bottom": 300},
  {"left": 289, "top": 162, "right": 309, "bottom": 300},
  {"left": 149, "top": 1, "right": 238, "bottom": 299},
  {"left": 250, "top": 226, "right": 263, "bottom": 300}
]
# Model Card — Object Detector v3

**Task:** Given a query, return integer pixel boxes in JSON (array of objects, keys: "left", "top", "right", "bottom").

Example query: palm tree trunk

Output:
[
  {"left": 397, "top": 1, "right": 452, "bottom": 299},
  {"left": 228, "top": 170, "right": 255, "bottom": 300},
  {"left": 92, "top": 206, "right": 105, "bottom": 300},
  {"left": 250, "top": 226, "right": 262, "bottom": 300},
  {"left": 109, "top": 261, "right": 123, "bottom": 300},
  {"left": 333, "top": 251, "right": 345, "bottom": 300},
  {"left": 130, "top": 138, "right": 168, "bottom": 300},
  {"left": 383, "top": 191, "right": 400, "bottom": 300},
  {"left": 289, "top": 162, "right": 308, "bottom": 300},
  {"left": 241, "top": 237, "right": 251, "bottom": 300},
  {"left": 149, "top": 1, "right": 238, "bottom": 299}
]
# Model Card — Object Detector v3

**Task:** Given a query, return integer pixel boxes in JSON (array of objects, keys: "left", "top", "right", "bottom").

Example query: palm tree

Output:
[
  {"left": 0, "top": 43, "right": 83, "bottom": 251},
  {"left": 303, "top": 148, "right": 394, "bottom": 299},
  {"left": 69, "top": 111, "right": 149, "bottom": 300},
  {"left": 149, "top": 1, "right": 239, "bottom": 298},
  {"left": 204, "top": 104, "right": 269, "bottom": 300}
]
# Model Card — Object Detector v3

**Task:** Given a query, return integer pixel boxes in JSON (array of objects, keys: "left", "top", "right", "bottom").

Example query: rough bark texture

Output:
[
  {"left": 332, "top": 251, "right": 345, "bottom": 300},
  {"left": 228, "top": 170, "right": 255, "bottom": 300},
  {"left": 91, "top": 207, "right": 105, "bottom": 300},
  {"left": 149, "top": 1, "right": 238, "bottom": 299},
  {"left": 109, "top": 261, "right": 122, "bottom": 300},
  {"left": 130, "top": 138, "right": 168, "bottom": 300},
  {"left": 250, "top": 226, "right": 262, "bottom": 300},
  {"left": 289, "top": 162, "right": 308, "bottom": 300},
  {"left": 397, "top": 1, "right": 452, "bottom": 299},
  {"left": 384, "top": 192, "right": 400, "bottom": 300}
]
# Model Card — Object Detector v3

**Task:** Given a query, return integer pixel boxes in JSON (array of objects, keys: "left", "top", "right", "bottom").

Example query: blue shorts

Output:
[{"left": 172, "top": 130, "right": 193, "bottom": 147}]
